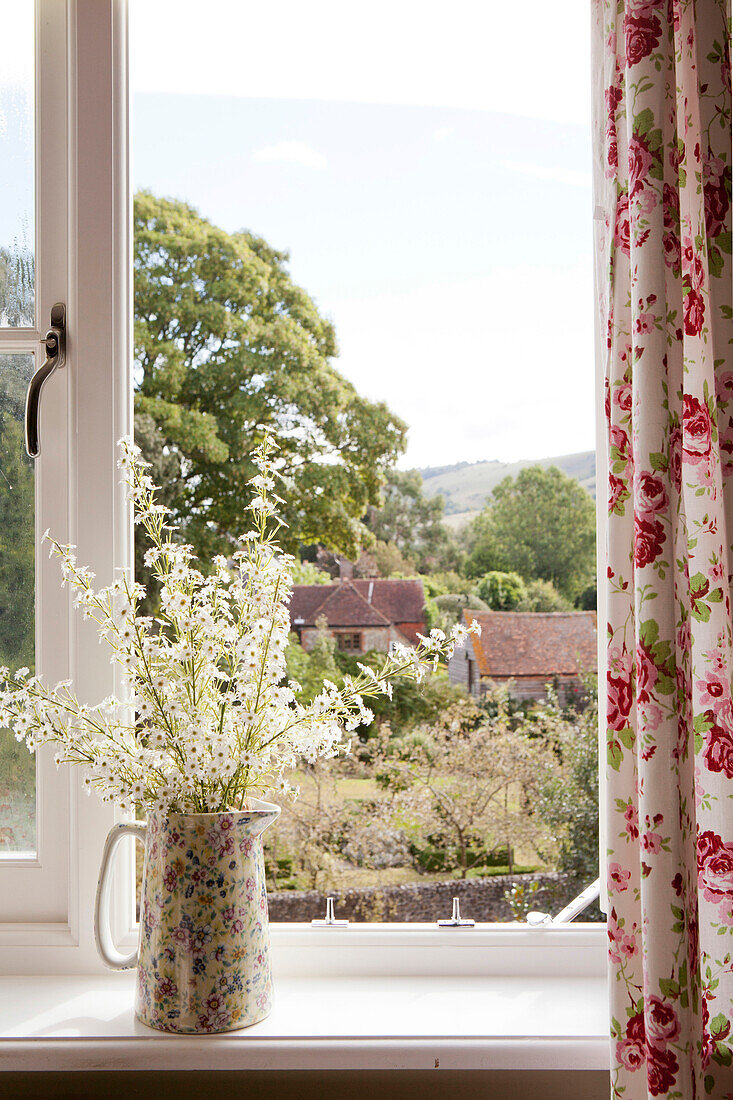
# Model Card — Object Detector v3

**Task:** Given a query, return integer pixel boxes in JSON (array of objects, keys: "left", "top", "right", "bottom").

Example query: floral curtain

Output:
[{"left": 594, "top": 0, "right": 733, "bottom": 1096}]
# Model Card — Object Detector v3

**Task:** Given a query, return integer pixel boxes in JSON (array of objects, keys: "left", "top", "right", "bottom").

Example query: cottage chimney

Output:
[{"left": 337, "top": 557, "right": 354, "bottom": 582}]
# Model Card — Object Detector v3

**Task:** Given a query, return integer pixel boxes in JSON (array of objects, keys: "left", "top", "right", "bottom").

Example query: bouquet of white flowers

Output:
[{"left": 0, "top": 437, "right": 478, "bottom": 815}]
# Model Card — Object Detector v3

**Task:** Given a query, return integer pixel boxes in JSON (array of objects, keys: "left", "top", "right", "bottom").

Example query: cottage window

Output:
[{"left": 0, "top": 0, "right": 605, "bottom": 1003}]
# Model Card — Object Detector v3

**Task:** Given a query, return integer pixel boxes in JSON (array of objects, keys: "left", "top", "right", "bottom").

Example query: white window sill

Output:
[{"left": 0, "top": 971, "right": 609, "bottom": 1073}]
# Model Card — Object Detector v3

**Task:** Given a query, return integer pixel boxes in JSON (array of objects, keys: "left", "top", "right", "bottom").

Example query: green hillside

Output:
[{"left": 420, "top": 451, "right": 596, "bottom": 530}]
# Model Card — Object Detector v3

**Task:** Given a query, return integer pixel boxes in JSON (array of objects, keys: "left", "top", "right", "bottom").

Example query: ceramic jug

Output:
[{"left": 95, "top": 798, "right": 280, "bottom": 1033}]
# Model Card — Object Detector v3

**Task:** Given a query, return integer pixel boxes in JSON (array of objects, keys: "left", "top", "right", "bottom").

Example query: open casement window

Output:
[
  {"left": 0, "top": 0, "right": 132, "bottom": 969},
  {"left": 0, "top": 1, "right": 605, "bottom": 975}
]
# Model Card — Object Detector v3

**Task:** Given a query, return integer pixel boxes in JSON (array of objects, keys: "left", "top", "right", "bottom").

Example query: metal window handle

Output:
[{"left": 25, "top": 302, "right": 66, "bottom": 458}]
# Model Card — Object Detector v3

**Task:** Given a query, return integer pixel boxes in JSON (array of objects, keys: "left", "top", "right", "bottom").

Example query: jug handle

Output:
[{"left": 94, "top": 821, "right": 146, "bottom": 970}]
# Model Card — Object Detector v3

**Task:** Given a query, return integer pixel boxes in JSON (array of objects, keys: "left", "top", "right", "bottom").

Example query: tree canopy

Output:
[
  {"left": 134, "top": 191, "right": 406, "bottom": 561},
  {"left": 465, "top": 465, "right": 596, "bottom": 601},
  {"left": 476, "top": 570, "right": 526, "bottom": 610}
]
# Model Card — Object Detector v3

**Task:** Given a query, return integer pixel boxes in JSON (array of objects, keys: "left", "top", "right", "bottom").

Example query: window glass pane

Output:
[
  {"left": 0, "top": 353, "right": 36, "bottom": 855},
  {"left": 0, "top": 0, "right": 35, "bottom": 327}
]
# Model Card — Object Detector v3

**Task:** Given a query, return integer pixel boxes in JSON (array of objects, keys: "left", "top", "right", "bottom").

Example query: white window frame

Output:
[
  {"left": 0, "top": 0, "right": 607, "bottom": 978},
  {"left": 0, "top": 0, "right": 133, "bottom": 971},
  {"left": 0, "top": 0, "right": 72, "bottom": 928}
]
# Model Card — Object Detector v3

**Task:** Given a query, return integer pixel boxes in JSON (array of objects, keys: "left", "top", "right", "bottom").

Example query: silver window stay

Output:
[{"left": 526, "top": 878, "right": 601, "bottom": 926}]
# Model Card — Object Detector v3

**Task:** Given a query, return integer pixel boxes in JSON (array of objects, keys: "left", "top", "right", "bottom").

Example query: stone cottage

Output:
[
  {"left": 449, "top": 609, "right": 597, "bottom": 704},
  {"left": 289, "top": 566, "right": 426, "bottom": 655}
]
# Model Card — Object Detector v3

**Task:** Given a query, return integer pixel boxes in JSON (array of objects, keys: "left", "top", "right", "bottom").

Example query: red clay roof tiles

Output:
[
  {"left": 463, "top": 609, "right": 597, "bottom": 678},
  {"left": 289, "top": 577, "right": 425, "bottom": 630}
]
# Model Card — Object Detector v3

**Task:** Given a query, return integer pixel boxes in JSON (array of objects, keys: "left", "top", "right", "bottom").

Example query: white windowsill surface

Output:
[{"left": 0, "top": 972, "right": 609, "bottom": 1072}]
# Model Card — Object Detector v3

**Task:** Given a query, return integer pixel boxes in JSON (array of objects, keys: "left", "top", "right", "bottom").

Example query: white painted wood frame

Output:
[{"left": 0, "top": 0, "right": 133, "bottom": 971}]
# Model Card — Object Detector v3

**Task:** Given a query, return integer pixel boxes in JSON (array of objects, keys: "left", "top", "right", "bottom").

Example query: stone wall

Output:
[{"left": 268, "top": 872, "right": 568, "bottom": 924}]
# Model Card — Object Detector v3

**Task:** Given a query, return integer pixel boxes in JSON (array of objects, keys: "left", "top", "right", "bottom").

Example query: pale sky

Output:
[{"left": 130, "top": 0, "right": 594, "bottom": 469}]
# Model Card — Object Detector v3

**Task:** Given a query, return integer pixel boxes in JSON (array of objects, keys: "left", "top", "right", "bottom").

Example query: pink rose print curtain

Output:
[{"left": 593, "top": 0, "right": 732, "bottom": 1096}]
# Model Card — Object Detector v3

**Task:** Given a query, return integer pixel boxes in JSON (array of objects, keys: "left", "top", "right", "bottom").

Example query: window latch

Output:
[
  {"left": 311, "top": 896, "right": 349, "bottom": 928},
  {"left": 25, "top": 302, "right": 66, "bottom": 458},
  {"left": 438, "top": 896, "right": 474, "bottom": 928}
]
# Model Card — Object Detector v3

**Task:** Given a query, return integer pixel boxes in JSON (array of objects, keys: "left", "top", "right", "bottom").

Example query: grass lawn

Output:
[{"left": 271, "top": 766, "right": 550, "bottom": 892}]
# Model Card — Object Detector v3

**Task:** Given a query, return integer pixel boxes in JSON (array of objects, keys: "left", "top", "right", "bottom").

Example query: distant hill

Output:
[{"left": 420, "top": 451, "right": 596, "bottom": 530}]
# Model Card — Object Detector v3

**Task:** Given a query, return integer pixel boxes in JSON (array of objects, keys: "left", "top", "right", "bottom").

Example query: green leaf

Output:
[
  {"left": 711, "top": 1013, "right": 730, "bottom": 1037},
  {"left": 718, "top": 231, "right": 732, "bottom": 255},
  {"left": 608, "top": 736, "right": 623, "bottom": 772},
  {"left": 649, "top": 452, "right": 667, "bottom": 472},
  {"left": 709, "top": 247, "right": 724, "bottom": 280},
  {"left": 619, "top": 727, "right": 635, "bottom": 750},
  {"left": 659, "top": 977, "right": 679, "bottom": 998},
  {"left": 713, "top": 1041, "right": 732, "bottom": 1067},
  {"left": 638, "top": 619, "right": 660, "bottom": 647},
  {"left": 692, "top": 601, "right": 712, "bottom": 623},
  {"left": 634, "top": 108, "right": 655, "bottom": 137},
  {"left": 655, "top": 673, "right": 676, "bottom": 695}
]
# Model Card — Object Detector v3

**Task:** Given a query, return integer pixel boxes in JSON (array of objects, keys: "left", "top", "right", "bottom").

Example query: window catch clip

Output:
[
  {"left": 311, "top": 896, "right": 349, "bottom": 928},
  {"left": 438, "top": 896, "right": 474, "bottom": 928}
]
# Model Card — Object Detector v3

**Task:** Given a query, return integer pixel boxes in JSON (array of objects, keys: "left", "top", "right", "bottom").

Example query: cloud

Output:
[
  {"left": 252, "top": 140, "right": 327, "bottom": 171},
  {"left": 433, "top": 127, "right": 453, "bottom": 142},
  {"left": 500, "top": 159, "right": 591, "bottom": 189}
]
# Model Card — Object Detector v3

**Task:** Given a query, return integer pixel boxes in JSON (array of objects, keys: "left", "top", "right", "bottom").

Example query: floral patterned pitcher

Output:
[{"left": 95, "top": 798, "right": 280, "bottom": 1033}]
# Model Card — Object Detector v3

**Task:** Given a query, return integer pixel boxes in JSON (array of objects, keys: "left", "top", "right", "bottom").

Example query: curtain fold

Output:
[{"left": 594, "top": 0, "right": 733, "bottom": 1096}]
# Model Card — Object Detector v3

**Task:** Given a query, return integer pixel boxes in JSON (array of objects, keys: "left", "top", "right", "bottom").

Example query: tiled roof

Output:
[
  {"left": 463, "top": 610, "right": 597, "bottom": 678},
  {"left": 352, "top": 579, "right": 425, "bottom": 623},
  {"left": 315, "top": 582, "right": 390, "bottom": 627},
  {"left": 289, "top": 577, "right": 425, "bottom": 629},
  {"left": 287, "top": 585, "right": 332, "bottom": 624}
]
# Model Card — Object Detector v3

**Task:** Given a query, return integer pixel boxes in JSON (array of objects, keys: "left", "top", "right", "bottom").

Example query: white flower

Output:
[{"left": 0, "top": 435, "right": 463, "bottom": 814}]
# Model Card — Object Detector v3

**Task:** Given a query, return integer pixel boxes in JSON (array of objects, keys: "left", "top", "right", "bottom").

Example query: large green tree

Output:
[
  {"left": 134, "top": 191, "right": 406, "bottom": 561},
  {"left": 465, "top": 466, "right": 596, "bottom": 601}
]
